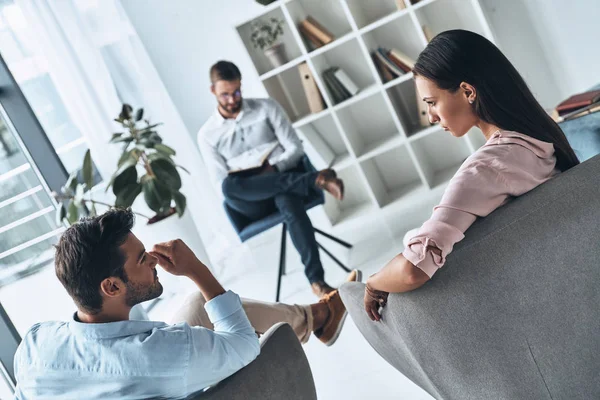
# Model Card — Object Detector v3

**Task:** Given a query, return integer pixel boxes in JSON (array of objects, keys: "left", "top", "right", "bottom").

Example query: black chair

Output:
[{"left": 223, "top": 156, "right": 352, "bottom": 301}]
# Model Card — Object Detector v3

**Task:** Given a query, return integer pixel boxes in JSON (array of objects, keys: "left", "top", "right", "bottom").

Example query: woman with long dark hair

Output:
[{"left": 364, "top": 29, "right": 579, "bottom": 321}]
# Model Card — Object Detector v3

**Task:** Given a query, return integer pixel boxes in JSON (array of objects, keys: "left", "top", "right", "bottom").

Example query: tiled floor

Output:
[{"left": 150, "top": 222, "right": 434, "bottom": 400}]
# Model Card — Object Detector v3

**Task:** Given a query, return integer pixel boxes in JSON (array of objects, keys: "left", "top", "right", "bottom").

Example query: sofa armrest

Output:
[{"left": 191, "top": 322, "right": 317, "bottom": 400}]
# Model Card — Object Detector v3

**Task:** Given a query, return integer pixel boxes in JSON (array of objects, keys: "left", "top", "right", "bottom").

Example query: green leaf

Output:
[
  {"left": 176, "top": 164, "right": 190, "bottom": 174},
  {"left": 82, "top": 149, "right": 93, "bottom": 190},
  {"left": 67, "top": 201, "right": 79, "bottom": 224},
  {"left": 112, "top": 166, "right": 138, "bottom": 197},
  {"left": 110, "top": 135, "right": 134, "bottom": 144},
  {"left": 115, "top": 183, "right": 142, "bottom": 208},
  {"left": 142, "top": 178, "right": 171, "bottom": 213},
  {"left": 65, "top": 172, "right": 78, "bottom": 193},
  {"left": 56, "top": 204, "right": 66, "bottom": 225},
  {"left": 119, "top": 104, "right": 133, "bottom": 120},
  {"left": 154, "top": 143, "right": 176, "bottom": 156},
  {"left": 148, "top": 152, "right": 174, "bottom": 164},
  {"left": 173, "top": 191, "right": 186, "bottom": 217},
  {"left": 74, "top": 184, "right": 85, "bottom": 207},
  {"left": 135, "top": 108, "right": 144, "bottom": 121},
  {"left": 150, "top": 158, "right": 181, "bottom": 191},
  {"left": 89, "top": 202, "right": 97, "bottom": 217},
  {"left": 117, "top": 148, "right": 141, "bottom": 168}
]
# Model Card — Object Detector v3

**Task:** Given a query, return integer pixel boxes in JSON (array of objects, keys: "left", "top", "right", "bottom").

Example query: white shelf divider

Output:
[{"left": 236, "top": 0, "right": 496, "bottom": 226}]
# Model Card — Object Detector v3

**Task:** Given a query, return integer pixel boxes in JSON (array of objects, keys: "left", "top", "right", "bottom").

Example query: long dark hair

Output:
[{"left": 413, "top": 30, "right": 579, "bottom": 172}]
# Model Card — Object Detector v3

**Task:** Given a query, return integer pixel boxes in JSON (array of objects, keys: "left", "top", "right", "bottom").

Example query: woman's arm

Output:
[{"left": 367, "top": 254, "right": 430, "bottom": 293}]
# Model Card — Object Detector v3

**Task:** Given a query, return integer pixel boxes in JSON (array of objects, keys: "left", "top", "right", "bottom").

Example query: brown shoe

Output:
[
  {"left": 315, "top": 169, "right": 344, "bottom": 201},
  {"left": 311, "top": 281, "right": 336, "bottom": 298},
  {"left": 314, "top": 290, "right": 348, "bottom": 346}
]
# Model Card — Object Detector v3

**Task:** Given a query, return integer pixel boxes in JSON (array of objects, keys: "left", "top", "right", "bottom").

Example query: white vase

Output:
[{"left": 264, "top": 43, "right": 287, "bottom": 68}]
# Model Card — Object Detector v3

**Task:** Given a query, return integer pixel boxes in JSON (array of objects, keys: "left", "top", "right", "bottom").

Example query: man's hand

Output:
[
  {"left": 364, "top": 283, "right": 389, "bottom": 322},
  {"left": 150, "top": 239, "right": 225, "bottom": 301},
  {"left": 149, "top": 239, "right": 205, "bottom": 277}
]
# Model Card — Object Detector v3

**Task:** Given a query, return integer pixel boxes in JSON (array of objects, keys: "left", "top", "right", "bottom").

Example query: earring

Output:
[{"left": 469, "top": 99, "right": 474, "bottom": 104}]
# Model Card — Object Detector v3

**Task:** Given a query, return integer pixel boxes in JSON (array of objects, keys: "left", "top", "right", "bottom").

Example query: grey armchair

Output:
[
  {"left": 341, "top": 154, "right": 600, "bottom": 399},
  {"left": 191, "top": 322, "right": 317, "bottom": 400}
]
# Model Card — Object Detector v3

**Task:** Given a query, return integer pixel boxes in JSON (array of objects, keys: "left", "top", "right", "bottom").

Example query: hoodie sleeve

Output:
[{"left": 403, "top": 139, "right": 557, "bottom": 277}]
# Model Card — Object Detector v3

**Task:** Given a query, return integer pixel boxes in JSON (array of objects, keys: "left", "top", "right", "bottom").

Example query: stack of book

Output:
[
  {"left": 322, "top": 67, "right": 359, "bottom": 105},
  {"left": 371, "top": 47, "right": 415, "bottom": 83},
  {"left": 298, "top": 16, "right": 334, "bottom": 51},
  {"left": 555, "top": 89, "right": 600, "bottom": 121}
]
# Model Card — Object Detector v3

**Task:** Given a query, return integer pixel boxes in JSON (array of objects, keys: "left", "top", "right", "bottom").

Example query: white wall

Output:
[
  {"left": 481, "top": 0, "right": 600, "bottom": 108},
  {"left": 121, "top": 0, "right": 600, "bottom": 134},
  {"left": 120, "top": 0, "right": 269, "bottom": 137}
]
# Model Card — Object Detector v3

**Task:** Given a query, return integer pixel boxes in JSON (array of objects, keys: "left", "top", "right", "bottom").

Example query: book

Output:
[
  {"left": 559, "top": 103, "right": 600, "bottom": 122},
  {"left": 333, "top": 68, "right": 359, "bottom": 96},
  {"left": 556, "top": 89, "right": 600, "bottom": 115},
  {"left": 298, "top": 23, "right": 325, "bottom": 50},
  {"left": 375, "top": 48, "right": 405, "bottom": 76},
  {"left": 371, "top": 52, "right": 397, "bottom": 83},
  {"left": 297, "top": 124, "right": 335, "bottom": 170},
  {"left": 389, "top": 48, "right": 416, "bottom": 70},
  {"left": 301, "top": 16, "right": 334, "bottom": 46},
  {"left": 323, "top": 69, "right": 351, "bottom": 104},
  {"left": 395, "top": 0, "right": 407, "bottom": 10},
  {"left": 387, "top": 52, "right": 412, "bottom": 73},
  {"left": 422, "top": 24, "right": 435, "bottom": 43},
  {"left": 227, "top": 142, "right": 279, "bottom": 174},
  {"left": 298, "top": 62, "right": 325, "bottom": 113}
]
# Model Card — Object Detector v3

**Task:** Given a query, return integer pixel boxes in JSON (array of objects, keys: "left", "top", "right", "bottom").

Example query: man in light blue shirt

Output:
[
  {"left": 13, "top": 209, "right": 354, "bottom": 399},
  {"left": 198, "top": 61, "right": 346, "bottom": 298}
]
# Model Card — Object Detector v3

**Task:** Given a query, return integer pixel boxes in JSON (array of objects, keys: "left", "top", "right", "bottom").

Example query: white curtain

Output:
[{"left": 12, "top": 0, "right": 240, "bottom": 268}]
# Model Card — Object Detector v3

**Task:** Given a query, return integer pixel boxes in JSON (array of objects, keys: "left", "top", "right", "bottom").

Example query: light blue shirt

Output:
[
  {"left": 13, "top": 291, "right": 260, "bottom": 400},
  {"left": 197, "top": 98, "right": 304, "bottom": 198}
]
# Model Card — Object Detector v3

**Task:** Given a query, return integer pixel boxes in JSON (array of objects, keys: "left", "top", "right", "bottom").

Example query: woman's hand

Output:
[{"left": 364, "top": 283, "right": 389, "bottom": 322}]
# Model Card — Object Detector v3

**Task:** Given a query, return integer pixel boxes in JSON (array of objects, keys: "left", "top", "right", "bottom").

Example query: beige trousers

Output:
[{"left": 170, "top": 292, "right": 314, "bottom": 343}]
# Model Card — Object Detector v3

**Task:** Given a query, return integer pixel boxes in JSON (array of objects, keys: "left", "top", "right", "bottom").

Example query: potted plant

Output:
[
  {"left": 55, "top": 104, "right": 187, "bottom": 225},
  {"left": 250, "top": 17, "right": 287, "bottom": 68}
]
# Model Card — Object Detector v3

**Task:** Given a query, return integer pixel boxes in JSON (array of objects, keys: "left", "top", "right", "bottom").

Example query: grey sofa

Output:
[
  {"left": 192, "top": 322, "right": 317, "bottom": 400},
  {"left": 340, "top": 154, "right": 600, "bottom": 400}
]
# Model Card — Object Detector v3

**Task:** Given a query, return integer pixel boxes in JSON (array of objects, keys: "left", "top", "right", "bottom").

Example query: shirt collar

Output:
[
  {"left": 68, "top": 312, "right": 168, "bottom": 339},
  {"left": 214, "top": 100, "right": 250, "bottom": 125}
]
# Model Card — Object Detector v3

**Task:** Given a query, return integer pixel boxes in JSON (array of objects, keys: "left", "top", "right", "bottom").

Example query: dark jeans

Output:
[{"left": 222, "top": 163, "right": 324, "bottom": 284}]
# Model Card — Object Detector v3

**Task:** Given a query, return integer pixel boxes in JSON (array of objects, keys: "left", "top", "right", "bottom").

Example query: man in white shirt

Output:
[
  {"left": 198, "top": 60, "right": 345, "bottom": 297},
  {"left": 13, "top": 209, "right": 359, "bottom": 399}
]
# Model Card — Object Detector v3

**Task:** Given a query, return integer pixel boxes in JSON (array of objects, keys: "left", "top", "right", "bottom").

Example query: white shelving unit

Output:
[{"left": 236, "top": 0, "right": 494, "bottom": 229}]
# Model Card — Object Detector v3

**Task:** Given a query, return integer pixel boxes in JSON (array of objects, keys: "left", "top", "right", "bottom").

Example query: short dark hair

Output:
[
  {"left": 210, "top": 60, "right": 241, "bottom": 84},
  {"left": 55, "top": 208, "right": 135, "bottom": 314}
]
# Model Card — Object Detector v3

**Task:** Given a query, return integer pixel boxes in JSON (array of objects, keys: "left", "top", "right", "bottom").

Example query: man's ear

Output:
[
  {"left": 210, "top": 84, "right": 216, "bottom": 95},
  {"left": 100, "top": 277, "right": 125, "bottom": 298}
]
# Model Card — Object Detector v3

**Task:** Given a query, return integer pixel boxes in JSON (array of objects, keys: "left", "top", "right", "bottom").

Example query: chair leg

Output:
[
  {"left": 316, "top": 241, "right": 351, "bottom": 273},
  {"left": 276, "top": 224, "right": 287, "bottom": 302},
  {"left": 314, "top": 228, "right": 353, "bottom": 248}
]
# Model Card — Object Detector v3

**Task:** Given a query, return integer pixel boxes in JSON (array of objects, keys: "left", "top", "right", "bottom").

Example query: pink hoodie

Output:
[{"left": 403, "top": 130, "right": 559, "bottom": 277}]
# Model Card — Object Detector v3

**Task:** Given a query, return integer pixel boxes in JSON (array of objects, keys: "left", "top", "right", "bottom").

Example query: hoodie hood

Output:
[{"left": 486, "top": 130, "right": 555, "bottom": 159}]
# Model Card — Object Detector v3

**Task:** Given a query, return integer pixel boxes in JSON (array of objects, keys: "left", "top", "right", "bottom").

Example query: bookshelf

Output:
[{"left": 235, "top": 0, "right": 495, "bottom": 233}]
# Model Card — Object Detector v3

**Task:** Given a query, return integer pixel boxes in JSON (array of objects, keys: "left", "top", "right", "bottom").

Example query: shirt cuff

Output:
[
  {"left": 204, "top": 290, "right": 243, "bottom": 324},
  {"left": 403, "top": 247, "right": 440, "bottom": 278}
]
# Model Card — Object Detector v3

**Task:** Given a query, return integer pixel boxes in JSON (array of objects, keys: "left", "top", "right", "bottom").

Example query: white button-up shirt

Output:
[
  {"left": 13, "top": 291, "right": 260, "bottom": 400},
  {"left": 197, "top": 98, "right": 304, "bottom": 198}
]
